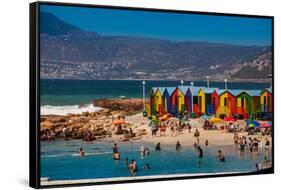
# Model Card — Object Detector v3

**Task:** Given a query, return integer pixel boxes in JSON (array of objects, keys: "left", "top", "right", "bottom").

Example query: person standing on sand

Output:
[
  {"left": 205, "top": 139, "right": 209, "bottom": 147},
  {"left": 62, "top": 126, "right": 67, "bottom": 140},
  {"left": 194, "top": 129, "right": 200, "bottom": 145},
  {"left": 187, "top": 123, "right": 192, "bottom": 133},
  {"left": 170, "top": 122, "right": 175, "bottom": 137}
]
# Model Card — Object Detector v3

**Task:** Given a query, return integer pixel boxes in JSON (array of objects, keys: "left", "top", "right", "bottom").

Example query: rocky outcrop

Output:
[
  {"left": 40, "top": 99, "right": 148, "bottom": 141},
  {"left": 93, "top": 98, "right": 148, "bottom": 115}
]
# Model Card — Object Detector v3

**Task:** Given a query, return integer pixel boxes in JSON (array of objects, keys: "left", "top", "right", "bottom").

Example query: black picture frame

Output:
[{"left": 30, "top": 1, "right": 274, "bottom": 188}]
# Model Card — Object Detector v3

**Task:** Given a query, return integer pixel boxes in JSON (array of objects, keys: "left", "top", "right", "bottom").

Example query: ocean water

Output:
[
  {"left": 41, "top": 140, "right": 270, "bottom": 181},
  {"left": 40, "top": 79, "right": 270, "bottom": 115}
]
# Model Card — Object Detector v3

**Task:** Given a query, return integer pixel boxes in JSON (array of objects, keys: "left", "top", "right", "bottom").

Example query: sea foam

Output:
[{"left": 41, "top": 104, "right": 101, "bottom": 116}]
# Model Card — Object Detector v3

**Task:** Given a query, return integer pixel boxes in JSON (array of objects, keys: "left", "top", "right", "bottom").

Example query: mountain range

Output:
[{"left": 40, "top": 12, "right": 272, "bottom": 81}]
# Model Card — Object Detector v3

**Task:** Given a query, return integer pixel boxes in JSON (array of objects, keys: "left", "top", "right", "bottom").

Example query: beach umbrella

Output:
[
  {"left": 166, "top": 117, "right": 180, "bottom": 122},
  {"left": 112, "top": 119, "right": 126, "bottom": 125},
  {"left": 267, "top": 121, "right": 272, "bottom": 125},
  {"left": 249, "top": 123, "right": 256, "bottom": 128},
  {"left": 160, "top": 113, "right": 172, "bottom": 122},
  {"left": 200, "top": 114, "right": 212, "bottom": 120},
  {"left": 209, "top": 117, "right": 222, "bottom": 123},
  {"left": 223, "top": 116, "right": 237, "bottom": 122},
  {"left": 258, "top": 123, "right": 271, "bottom": 128},
  {"left": 247, "top": 120, "right": 260, "bottom": 127}
]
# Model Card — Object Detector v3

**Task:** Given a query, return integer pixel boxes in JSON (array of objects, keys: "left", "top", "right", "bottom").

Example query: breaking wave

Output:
[{"left": 41, "top": 104, "right": 101, "bottom": 116}]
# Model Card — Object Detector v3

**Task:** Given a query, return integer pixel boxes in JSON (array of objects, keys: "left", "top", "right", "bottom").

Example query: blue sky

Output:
[{"left": 41, "top": 4, "right": 272, "bottom": 46}]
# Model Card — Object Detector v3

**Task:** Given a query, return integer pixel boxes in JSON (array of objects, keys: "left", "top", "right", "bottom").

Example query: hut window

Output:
[{"left": 264, "top": 96, "right": 266, "bottom": 105}]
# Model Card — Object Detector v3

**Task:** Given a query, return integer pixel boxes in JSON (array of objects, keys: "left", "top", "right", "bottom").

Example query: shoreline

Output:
[{"left": 40, "top": 97, "right": 271, "bottom": 147}]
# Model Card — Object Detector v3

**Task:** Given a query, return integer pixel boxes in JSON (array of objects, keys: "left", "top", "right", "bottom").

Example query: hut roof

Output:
[
  {"left": 261, "top": 88, "right": 272, "bottom": 94},
  {"left": 178, "top": 86, "right": 191, "bottom": 95},
  {"left": 201, "top": 87, "right": 219, "bottom": 94},
  {"left": 157, "top": 87, "right": 166, "bottom": 96},
  {"left": 242, "top": 90, "right": 261, "bottom": 97},
  {"left": 150, "top": 87, "right": 158, "bottom": 95},
  {"left": 164, "top": 87, "right": 176, "bottom": 96},
  {"left": 214, "top": 89, "right": 225, "bottom": 95},
  {"left": 187, "top": 86, "right": 202, "bottom": 95},
  {"left": 220, "top": 89, "right": 241, "bottom": 96},
  {"left": 152, "top": 87, "right": 158, "bottom": 93}
]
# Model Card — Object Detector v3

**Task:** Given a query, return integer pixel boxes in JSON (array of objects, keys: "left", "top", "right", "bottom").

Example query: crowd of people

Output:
[
  {"left": 233, "top": 132, "right": 271, "bottom": 154},
  {"left": 151, "top": 120, "right": 192, "bottom": 137}
]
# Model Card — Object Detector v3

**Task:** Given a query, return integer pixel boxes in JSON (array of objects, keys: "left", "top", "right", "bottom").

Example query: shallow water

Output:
[{"left": 41, "top": 139, "right": 271, "bottom": 181}]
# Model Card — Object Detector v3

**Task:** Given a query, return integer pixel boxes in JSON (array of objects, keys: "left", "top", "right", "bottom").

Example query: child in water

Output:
[
  {"left": 156, "top": 143, "right": 161, "bottom": 151},
  {"left": 78, "top": 148, "right": 85, "bottom": 157},
  {"left": 217, "top": 150, "right": 225, "bottom": 162},
  {"left": 176, "top": 141, "right": 181, "bottom": 151},
  {"left": 144, "top": 163, "right": 150, "bottom": 170}
]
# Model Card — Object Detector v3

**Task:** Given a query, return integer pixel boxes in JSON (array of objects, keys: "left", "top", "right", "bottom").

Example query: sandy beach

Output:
[{"left": 111, "top": 113, "right": 272, "bottom": 147}]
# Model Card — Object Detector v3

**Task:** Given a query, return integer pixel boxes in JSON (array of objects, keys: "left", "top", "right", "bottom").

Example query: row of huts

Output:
[{"left": 148, "top": 86, "right": 272, "bottom": 119}]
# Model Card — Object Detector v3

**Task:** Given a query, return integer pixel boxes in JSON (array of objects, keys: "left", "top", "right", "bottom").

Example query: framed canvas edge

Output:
[{"left": 29, "top": 1, "right": 275, "bottom": 189}]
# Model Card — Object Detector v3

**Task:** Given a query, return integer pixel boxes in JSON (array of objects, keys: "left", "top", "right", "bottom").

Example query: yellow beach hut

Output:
[
  {"left": 178, "top": 86, "right": 190, "bottom": 113},
  {"left": 155, "top": 87, "right": 166, "bottom": 116},
  {"left": 216, "top": 90, "right": 241, "bottom": 118},
  {"left": 260, "top": 88, "right": 272, "bottom": 112},
  {"left": 236, "top": 90, "right": 261, "bottom": 118},
  {"left": 198, "top": 87, "right": 218, "bottom": 114}
]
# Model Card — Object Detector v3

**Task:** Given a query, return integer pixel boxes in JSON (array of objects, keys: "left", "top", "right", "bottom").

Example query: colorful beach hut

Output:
[
  {"left": 170, "top": 87, "right": 180, "bottom": 115},
  {"left": 260, "top": 88, "right": 272, "bottom": 112},
  {"left": 211, "top": 89, "right": 224, "bottom": 114},
  {"left": 155, "top": 87, "right": 166, "bottom": 116},
  {"left": 163, "top": 87, "right": 176, "bottom": 114},
  {"left": 186, "top": 86, "right": 201, "bottom": 115},
  {"left": 178, "top": 86, "right": 191, "bottom": 113},
  {"left": 198, "top": 87, "right": 218, "bottom": 114},
  {"left": 149, "top": 87, "right": 158, "bottom": 116},
  {"left": 216, "top": 90, "right": 241, "bottom": 118},
  {"left": 236, "top": 90, "right": 261, "bottom": 118}
]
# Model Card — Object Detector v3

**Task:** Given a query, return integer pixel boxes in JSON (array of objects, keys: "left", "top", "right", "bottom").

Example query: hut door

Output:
[
  {"left": 212, "top": 97, "right": 216, "bottom": 111},
  {"left": 199, "top": 96, "right": 202, "bottom": 112},
  {"left": 264, "top": 96, "right": 267, "bottom": 112},
  {"left": 241, "top": 98, "right": 245, "bottom": 110},
  {"left": 267, "top": 96, "right": 271, "bottom": 112}
]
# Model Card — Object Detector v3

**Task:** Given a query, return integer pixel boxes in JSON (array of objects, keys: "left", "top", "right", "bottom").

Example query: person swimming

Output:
[
  {"left": 125, "top": 157, "right": 129, "bottom": 166},
  {"left": 218, "top": 150, "right": 225, "bottom": 162},
  {"left": 176, "top": 141, "right": 181, "bottom": 151},
  {"left": 129, "top": 160, "right": 138, "bottom": 173},
  {"left": 144, "top": 163, "right": 150, "bottom": 170},
  {"left": 197, "top": 146, "right": 203, "bottom": 166},
  {"left": 198, "top": 146, "right": 203, "bottom": 158},
  {"left": 156, "top": 143, "right": 161, "bottom": 151},
  {"left": 113, "top": 143, "right": 119, "bottom": 153},
  {"left": 140, "top": 146, "right": 145, "bottom": 155},
  {"left": 78, "top": 147, "right": 85, "bottom": 157}
]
